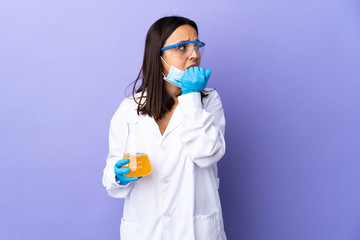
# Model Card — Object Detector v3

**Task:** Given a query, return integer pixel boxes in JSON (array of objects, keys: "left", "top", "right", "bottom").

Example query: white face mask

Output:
[{"left": 160, "top": 56, "right": 183, "bottom": 88}]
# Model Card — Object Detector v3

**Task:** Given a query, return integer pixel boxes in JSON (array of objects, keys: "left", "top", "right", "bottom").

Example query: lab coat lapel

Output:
[
  {"left": 140, "top": 114, "right": 161, "bottom": 137},
  {"left": 139, "top": 105, "right": 182, "bottom": 137},
  {"left": 162, "top": 105, "right": 182, "bottom": 137}
]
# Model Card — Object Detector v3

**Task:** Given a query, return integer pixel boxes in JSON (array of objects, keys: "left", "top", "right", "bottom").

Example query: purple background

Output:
[{"left": 1, "top": 0, "right": 359, "bottom": 239}]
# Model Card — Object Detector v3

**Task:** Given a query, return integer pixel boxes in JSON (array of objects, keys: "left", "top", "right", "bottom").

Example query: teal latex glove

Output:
[
  {"left": 181, "top": 66, "right": 211, "bottom": 95},
  {"left": 114, "top": 159, "right": 142, "bottom": 185}
]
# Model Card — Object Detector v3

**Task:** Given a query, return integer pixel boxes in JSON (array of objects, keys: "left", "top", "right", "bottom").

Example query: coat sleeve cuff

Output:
[
  {"left": 178, "top": 92, "right": 202, "bottom": 109},
  {"left": 178, "top": 92, "right": 202, "bottom": 121}
]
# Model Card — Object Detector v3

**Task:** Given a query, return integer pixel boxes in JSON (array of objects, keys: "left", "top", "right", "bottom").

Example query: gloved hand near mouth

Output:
[{"left": 181, "top": 66, "right": 211, "bottom": 95}]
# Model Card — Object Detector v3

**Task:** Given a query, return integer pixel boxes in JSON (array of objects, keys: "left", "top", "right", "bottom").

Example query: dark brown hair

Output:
[{"left": 131, "top": 16, "right": 209, "bottom": 120}]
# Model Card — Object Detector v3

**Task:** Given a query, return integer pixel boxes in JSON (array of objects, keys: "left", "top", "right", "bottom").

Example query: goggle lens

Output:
[{"left": 163, "top": 41, "right": 205, "bottom": 58}]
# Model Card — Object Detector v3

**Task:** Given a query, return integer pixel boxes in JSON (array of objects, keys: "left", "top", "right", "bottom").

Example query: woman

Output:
[{"left": 102, "top": 16, "right": 226, "bottom": 240}]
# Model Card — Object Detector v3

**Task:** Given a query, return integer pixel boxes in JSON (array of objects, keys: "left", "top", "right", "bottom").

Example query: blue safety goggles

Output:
[{"left": 161, "top": 40, "right": 206, "bottom": 58}]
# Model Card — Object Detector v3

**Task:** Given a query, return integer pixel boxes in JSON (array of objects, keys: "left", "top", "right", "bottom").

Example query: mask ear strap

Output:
[{"left": 160, "top": 56, "right": 171, "bottom": 68}]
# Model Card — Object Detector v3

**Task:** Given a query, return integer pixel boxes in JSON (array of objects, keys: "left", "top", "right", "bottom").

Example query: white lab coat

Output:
[{"left": 102, "top": 88, "right": 226, "bottom": 240}]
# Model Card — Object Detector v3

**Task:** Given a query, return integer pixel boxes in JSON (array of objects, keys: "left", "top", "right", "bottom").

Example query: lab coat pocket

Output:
[
  {"left": 194, "top": 209, "right": 221, "bottom": 240},
  {"left": 120, "top": 218, "right": 140, "bottom": 240}
]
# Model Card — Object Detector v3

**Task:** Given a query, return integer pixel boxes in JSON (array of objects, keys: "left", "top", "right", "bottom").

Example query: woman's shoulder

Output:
[
  {"left": 119, "top": 96, "right": 138, "bottom": 109},
  {"left": 118, "top": 92, "right": 146, "bottom": 110},
  {"left": 112, "top": 93, "right": 144, "bottom": 123}
]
